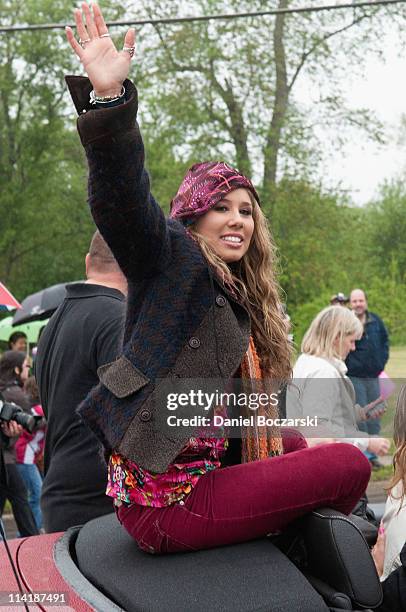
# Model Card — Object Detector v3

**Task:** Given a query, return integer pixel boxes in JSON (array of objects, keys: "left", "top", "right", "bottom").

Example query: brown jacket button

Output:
[
  {"left": 215, "top": 295, "right": 227, "bottom": 307},
  {"left": 189, "top": 337, "right": 201, "bottom": 349},
  {"left": 139, "top": 409, "right": 151, "bottom": 422}
]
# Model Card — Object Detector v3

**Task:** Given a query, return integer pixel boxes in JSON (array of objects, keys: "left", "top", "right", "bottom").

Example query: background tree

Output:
[
  {"left": 131, "top": 0, "right": 406, "bottom": 343},
  {"left": 0, "top": 0, "right": 123, "bottom": 297},
  {"left": 135, "top": 0, "right": 406, "bottom": 212},
  {"left": 365, "top": 181, "right": 406, "bottom": 280},
  {"left": 1, "top": 0, "right": 405, "bottom": 346}
]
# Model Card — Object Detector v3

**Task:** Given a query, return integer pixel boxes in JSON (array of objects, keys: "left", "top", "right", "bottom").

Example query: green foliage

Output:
[
  {"left": 362, "top": 276, "right": 406, "bottom": 346},
  {"left": 288, "top": 234, "right": 406, "bottom": 348},
  {"left": 365, "top": 183, "right": 406, "bottom": 280},
  {"left": 0, "top": 0, "right": 405, "bottom": 353},
  {"left": 143, "top": 135, "right": 193, "bottom": 214},
  {"left": 136, "top": 0, "right": 397, "bottom": 195},
  {"left": 0, "top": 0, "right": 124, "bottom": 299},
  {"left": 271, "top": 180, "right": 356, "bottom": 307},
  {"left": 290, "top": 281, "right": 406, "bottom": 351},
  {"left": 289, "top": 294, "right": 332, "bottom": 352},
  {"left": 273, "top": 178, "right": 406, "bottom": 348}
]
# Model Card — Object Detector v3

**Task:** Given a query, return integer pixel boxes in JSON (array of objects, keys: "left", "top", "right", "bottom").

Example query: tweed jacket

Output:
[{"left": 66, "top": 76, "right": 251, "bottom": 473}]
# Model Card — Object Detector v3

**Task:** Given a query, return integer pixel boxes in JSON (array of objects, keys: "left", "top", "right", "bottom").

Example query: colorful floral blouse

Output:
[{"left": 107, "top": 436, "right": 227, "bottom": 508}]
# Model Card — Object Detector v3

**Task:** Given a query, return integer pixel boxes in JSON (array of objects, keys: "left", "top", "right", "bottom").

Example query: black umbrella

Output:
[{"left": 12, "top": 282, "right": 81, "bottom": 325}]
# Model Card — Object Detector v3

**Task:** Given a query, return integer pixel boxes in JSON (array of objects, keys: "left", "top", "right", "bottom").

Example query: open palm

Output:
[{"left": 66, "top": 2, "right": 135, "bottom": 97}]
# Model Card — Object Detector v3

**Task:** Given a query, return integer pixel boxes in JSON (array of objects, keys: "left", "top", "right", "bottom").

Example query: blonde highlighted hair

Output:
[
  {"left": 189, "top": 197, "right": 291, "bottom": 380},
  {"left": 301, "top": 305, "right": 363, "bottom": 360},
  {"left": 387, "top": 385, "right": 406, "bottom": 508}
]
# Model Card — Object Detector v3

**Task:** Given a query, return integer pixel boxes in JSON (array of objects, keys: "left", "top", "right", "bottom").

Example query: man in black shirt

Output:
[{"left": 36, "top": 231, "right": 127, "bottom": 532}]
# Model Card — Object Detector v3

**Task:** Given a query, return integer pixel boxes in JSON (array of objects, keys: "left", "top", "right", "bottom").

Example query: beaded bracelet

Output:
[{"left": 89, "top": 85, "right": 125, "bottom": 105}]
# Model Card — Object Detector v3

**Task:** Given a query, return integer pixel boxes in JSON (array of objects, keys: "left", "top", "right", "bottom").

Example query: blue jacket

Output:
[{"left": 345, "top": 312, "right": 389, "bottom": 378}]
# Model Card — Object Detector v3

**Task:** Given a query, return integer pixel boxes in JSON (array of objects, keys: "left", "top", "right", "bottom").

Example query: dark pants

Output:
[
  {"left": 0, "top": 463, "right": 39, "bottom": 537},
  {"left": 118, "top": 436, "right": 371, "bottom": 554},
  {"left": 350, "top": 376, "right": 383, "bottom": 461}
]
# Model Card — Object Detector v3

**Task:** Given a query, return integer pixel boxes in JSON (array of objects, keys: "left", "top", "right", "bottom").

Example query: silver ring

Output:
[
  {"left": 99, "top": 33, "right": 110, "bottom": 38},
  {"left": 79, "top": 38, "right": 91, "bottom": 48},
  {"left": 123, "top": 45, "right": 135, "bottom": 58}
]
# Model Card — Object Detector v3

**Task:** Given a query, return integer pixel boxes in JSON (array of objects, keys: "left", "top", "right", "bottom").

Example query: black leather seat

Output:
[
  {"left": 74, "top": 510, "right": 383, "bottom": 612},
  {"left": 75, "top": 513, "right": 329, "bottom": 612}
]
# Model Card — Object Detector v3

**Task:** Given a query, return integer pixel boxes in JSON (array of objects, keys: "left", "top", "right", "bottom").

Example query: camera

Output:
[{"left": 0, "top": 396, "right": 38, "bottom": 434}]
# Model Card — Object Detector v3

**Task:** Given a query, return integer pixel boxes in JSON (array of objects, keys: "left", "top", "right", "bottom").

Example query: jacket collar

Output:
[{"left": 328, "top": 357, "right": 348, "bottom": 377}]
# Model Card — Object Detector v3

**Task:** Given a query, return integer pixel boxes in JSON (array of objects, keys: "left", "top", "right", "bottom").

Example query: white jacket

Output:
[{"left": 286, "top": 353, "right": 368, "bottom": 451}]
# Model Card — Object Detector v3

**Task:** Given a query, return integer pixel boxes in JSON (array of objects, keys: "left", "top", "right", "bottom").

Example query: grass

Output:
[
  {"left": 379, "top": 346, "right": 406, "bottom": 436},
  {"left": 385, "top": 346, "right": 406, "bottom": 379},
  {"left": 371, "top": 464, "right": 393, "bottom": 482}
]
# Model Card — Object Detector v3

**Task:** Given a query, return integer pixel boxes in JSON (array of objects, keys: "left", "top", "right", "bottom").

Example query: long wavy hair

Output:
[
  {"left": 387, "top": 385, "right": 406, "bottom": 509},
  {"left": 188, "top": 196, "right": 292, "bottom": 381}
]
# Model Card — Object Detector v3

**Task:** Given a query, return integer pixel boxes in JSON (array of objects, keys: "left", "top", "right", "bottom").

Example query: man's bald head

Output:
[
  {"left": 350, "top": 288, "right": 368, "bottom": 317},
  {"left": 87, "top": 231, "right": 120, "bottom": 274},
  {"left": 85, "top": 231, "right": 127, "bottom": 295}
]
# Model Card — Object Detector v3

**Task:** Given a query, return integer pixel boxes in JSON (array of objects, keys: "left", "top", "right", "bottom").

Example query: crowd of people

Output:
[
  {"left": 330, "top": 289, "right": 390, "bottom": 467},
  {"left": 0, "top": 3, "right": 405, "bottom": 610},
  {"left": 0, "top": 348, "right": 41, "bottom": 535}
]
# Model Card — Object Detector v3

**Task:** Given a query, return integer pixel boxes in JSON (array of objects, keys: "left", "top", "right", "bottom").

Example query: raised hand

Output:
[{"left": 66, "top": 2, "right": 135, "bottom": 97}]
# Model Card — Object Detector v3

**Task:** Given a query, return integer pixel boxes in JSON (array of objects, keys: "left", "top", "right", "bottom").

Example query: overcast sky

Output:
[{"left": 296, "top": 35, "right": 406, "bottom": 205}]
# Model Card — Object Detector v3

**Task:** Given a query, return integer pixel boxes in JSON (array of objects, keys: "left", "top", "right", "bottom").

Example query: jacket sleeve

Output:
[
  {"left": 287, "top": 365, "right": 341, "bottom": 437},
  {"left": 0, "top": 429, "right": 10, "bottom": 451},
  {"left": 65, "top": 76, "right": 171, "bottom": 283},
  {"left": 380, "top": 318, "right": 390, "bottom": 368}
]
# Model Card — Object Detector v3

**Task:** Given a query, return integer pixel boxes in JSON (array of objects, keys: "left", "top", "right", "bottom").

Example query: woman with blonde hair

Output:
[
  {"left": 288, "top": 306, "right": 390, "bottom": 455},
  {"left": 64, "top": 3, "right": 371, "bottom": 554}
]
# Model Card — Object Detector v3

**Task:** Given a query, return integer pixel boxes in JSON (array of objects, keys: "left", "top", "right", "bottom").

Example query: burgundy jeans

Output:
[{"left": 117, "top": 433, "right": 371, "bottom": 554}]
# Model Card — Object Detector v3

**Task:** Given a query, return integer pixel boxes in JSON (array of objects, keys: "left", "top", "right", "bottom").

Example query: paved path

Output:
[
  {"left": 1, "top": 514, "right": 19, "bottom": 540},
  {"left": 367, "top": 479, "right": 389, "bottom": 504}
]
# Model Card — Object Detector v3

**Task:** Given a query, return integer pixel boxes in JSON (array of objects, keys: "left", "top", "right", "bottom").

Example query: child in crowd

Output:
[{"left": 15, "top": 376, "right": 46, "bottom": 530}]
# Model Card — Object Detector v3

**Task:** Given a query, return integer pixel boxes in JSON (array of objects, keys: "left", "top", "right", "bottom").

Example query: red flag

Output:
[{"left": 0, "top": 282, "right": 21, "bottom": 309}]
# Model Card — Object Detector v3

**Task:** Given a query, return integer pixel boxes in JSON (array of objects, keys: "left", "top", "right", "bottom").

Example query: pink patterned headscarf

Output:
[{"left": 170, "top": 161, "right": 260, "bottom": 224}]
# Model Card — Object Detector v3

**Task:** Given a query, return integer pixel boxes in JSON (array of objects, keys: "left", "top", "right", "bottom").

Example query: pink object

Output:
[
  {"left": 15, "top": 404, "right": 46, "bottom": 465},
  {"left": 378, "top": 371, "right": 396, "bottom": 401},
  {"left": 170, "top": 161, "right": 260, "bottom": 223},
  {"left": 0, "top": 281, "right": 21, "bottom": 309},
  {"left": 0, "top": 533, "right": 94, "bottom": 611},
  {"left": 118, "top": 441, "right": 369, "bottom": 554},
  {"left": 107, "top": 435, "right": 227, "bottom": 508}
]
